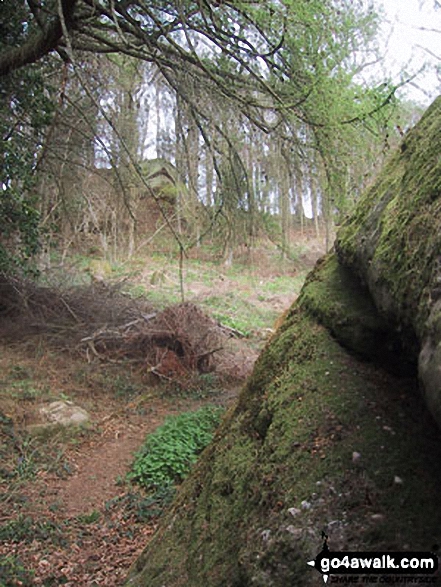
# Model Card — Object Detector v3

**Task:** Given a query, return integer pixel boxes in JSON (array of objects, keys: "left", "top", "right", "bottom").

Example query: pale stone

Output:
[{"left": 39, "top": 400, "right": 90, "bottom": 427}]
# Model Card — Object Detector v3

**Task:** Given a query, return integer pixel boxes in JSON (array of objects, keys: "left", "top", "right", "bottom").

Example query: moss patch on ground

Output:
[{"left": 126, "top": 300, "right": 441, "bottom": 586}]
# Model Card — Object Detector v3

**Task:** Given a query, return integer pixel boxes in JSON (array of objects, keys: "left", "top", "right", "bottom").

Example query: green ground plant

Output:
[
  {"left": 0, "top": 515, "right": 68, "bottom": 546},
  {"left": 129, "top": 406, "right": 225, "bottom": 490},
  {"left": 75, "top": 510, "right": 101, "bottom": 525},
  {"left": 1, "top": 365, "right": 44, "bottom": 402},
  {"left": 0, "top": 555, "right": 34, "bottom": 587}
]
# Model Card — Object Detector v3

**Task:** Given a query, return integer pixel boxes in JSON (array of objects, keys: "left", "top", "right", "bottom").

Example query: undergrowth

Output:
[
  {"left": 0, "top": 555, "right": 35, "bottom": 587},
  {"left": 129, "top": 405, "right": 224, "bottom": 490},
  {"left": 106, "top": 487, "right": 176, "bottom": 522},
  {"left": 0, "top": 514, "right": 69, "bottom": 547}
]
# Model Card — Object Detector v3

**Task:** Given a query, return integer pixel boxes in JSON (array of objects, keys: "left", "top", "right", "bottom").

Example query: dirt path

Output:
[
  {"left": 45, "top": 414, "right": 155, "bottom": 517},
  {"left": 0, "top": 242, "right": 321, "bottom": 585},
  {"left": 0, "top": 385, "right": 240, "bottom": 586}
]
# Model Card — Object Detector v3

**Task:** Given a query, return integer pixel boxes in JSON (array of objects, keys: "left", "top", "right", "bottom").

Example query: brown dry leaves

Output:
[{"left": 1, "top": 510, "right": 156, "bottom": 586}]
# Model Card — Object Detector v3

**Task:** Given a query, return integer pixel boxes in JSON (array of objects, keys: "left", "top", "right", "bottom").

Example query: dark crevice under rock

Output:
[{"left": 298, "top": 253, "right": 418, "bottom": 378}]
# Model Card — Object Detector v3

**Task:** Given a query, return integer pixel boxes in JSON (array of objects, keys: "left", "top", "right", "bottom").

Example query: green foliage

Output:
[
  {"left": 0, "top": 411, "right": 15, "bottom": 481},
  {"left": 0, "top": 61, "right": 54, "bottom": 272},
  {"left": 107, "top": 373, "right": 144, "bottom": 400},
  {"left": 2, "top": 364, "right": 42, "bottom": 402},
  {"left": 0, "top": 555, "right": 34, "bottom": 587},
  {"left": 129, "top": 406, "right": 224, "bottom": 490},
  {"left": 4, "top": 380, "right": 43, "bottom": 401},
  {"left": 75, "top": 510, "right": 101, "bottom": 525},
  {"left": 0, "top": 515, "right": 67, "bottom": 546},
  {"left": 0, "top": 421, "right": 40, "bottom": 481},
  {"left": 0, "top": 2, "right": 56, "bottom": 272},
  {"left": 0, "top": 0, "right": 411, "bottom": 268}
]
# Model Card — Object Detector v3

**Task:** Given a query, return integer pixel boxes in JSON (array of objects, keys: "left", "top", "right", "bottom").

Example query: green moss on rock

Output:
[
  {"left": 336, "top": 96, "right": 441, "bottom": 343},
  {"left": 126, "top": 305, "right": 441, "bottom": 587},
  {"left": 336, "top": 96, "right": 441, "bottom": 426},
  {"left": 126, "top": 97, "right": 441, "bottom": 587},
  {"left": 297, "top": 254, "right": 413, "bottom": 370}
]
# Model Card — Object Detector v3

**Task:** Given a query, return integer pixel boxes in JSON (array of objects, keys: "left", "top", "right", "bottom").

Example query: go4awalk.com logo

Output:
[{"left": 307, "top": 533, "right": 439, "bottom": 584}]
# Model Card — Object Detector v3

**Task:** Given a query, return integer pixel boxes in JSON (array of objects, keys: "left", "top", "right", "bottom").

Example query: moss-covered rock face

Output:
[
  {"left": 297, "top": 254, "right": 414, "bottom": 372},
  {"left": 125, "top": 98, "right": 441, "bottom": 586},
  {"left": 336, "top": 96, "right": 441, "bottom": 426},
  {"left": 336, "top": 96, "right": 441, "bottom": 336},
  {"left": 126, "top": 307, "right": 441, "bottom": 586}
]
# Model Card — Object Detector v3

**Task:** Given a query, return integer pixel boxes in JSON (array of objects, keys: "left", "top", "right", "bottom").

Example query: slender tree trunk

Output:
[
  {"left": 187, "top": 116, "right": 200, "bottom": 246},
  {"left": 175, "top": 97, "right": 186, "bottom": 236},
  {"left": 205, "top": 147, "right": 214, "bottom": 208}
]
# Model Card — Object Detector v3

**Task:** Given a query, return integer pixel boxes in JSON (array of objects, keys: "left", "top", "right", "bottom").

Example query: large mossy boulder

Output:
[
  {"left": 126, "top": 308, "right": 441, "bottom": 587},
  {"left": 125, "top": 98, "right": 441, "bottom": 586},
  {"left": 335, "top": 96, "right": 441, "bottom": 426}
]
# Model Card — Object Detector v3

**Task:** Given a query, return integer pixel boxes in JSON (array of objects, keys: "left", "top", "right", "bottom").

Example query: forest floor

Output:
[{"left": 0, "top": 233, "right": 324, "bottom": 586}]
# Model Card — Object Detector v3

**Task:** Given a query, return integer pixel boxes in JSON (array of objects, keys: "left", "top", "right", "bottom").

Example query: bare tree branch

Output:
[{"left": 0, "top": 0, "right": 77, "bottom": 76}]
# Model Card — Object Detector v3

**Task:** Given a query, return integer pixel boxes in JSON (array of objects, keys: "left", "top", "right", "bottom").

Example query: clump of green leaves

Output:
[
  {"left": 75, "top": 510, "right": 101, "bottom": 525},
  {"left": 129, "top": 406, "right": 224, "bottom": 490}
]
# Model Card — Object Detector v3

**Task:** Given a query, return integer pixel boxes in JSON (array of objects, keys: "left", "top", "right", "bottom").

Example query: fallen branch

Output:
[{"left": 218, "top": 323, "right": 246, "bottom": 338}]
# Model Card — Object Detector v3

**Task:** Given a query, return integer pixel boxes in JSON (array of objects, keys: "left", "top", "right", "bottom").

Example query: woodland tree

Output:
[{"left": 0, "top": 0, "right": 415, "bottom": 268}]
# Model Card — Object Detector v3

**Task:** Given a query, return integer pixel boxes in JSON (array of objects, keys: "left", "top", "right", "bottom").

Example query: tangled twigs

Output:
[
  {"left": 77, "top": 303, "right": 225, "bottom": 379},
  {"left": 0, "top": 275, "right": 251, "bottom": 384}
]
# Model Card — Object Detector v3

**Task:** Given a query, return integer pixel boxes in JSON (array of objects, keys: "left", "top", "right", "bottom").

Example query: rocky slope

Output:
[
  {"left": 125, "top": 97, "right": 441, "bottom": 586},
  {"left": 336, "top": 96, "right": 441, "bottom": 428}
]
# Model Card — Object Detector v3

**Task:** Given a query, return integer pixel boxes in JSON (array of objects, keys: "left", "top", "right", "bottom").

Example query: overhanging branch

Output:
[{"left": 0, "top": 0, "right": 77, "bottom": 76}]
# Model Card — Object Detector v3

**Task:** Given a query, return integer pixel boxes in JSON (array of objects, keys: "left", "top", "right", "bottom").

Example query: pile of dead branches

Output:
[
  {"left": 0, "top": 273, "right": 151, "bottom": 327},
  {"left": 79, "top": 302, "right": 225, "bottom": 379},
  {"left": 0, "top": 274, "right": 232, "bottom": 381}
]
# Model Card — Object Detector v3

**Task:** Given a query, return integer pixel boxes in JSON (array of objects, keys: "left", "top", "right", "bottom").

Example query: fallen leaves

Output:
[{"left": 0, "top": 507, "right": 156, "bottom": 586}]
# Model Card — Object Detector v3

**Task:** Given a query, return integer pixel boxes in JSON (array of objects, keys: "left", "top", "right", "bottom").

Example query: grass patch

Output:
[
  {"left": 259, "top": 273, "right": 307, "bottom": 297},
  {"left": 202, "top": 292, "right": 278, "bottom": 336},
  {"left": 144, "top": 288, "right": 182, "bottom": 308},
  {"left": 0, "top": 515, "right": 68, "bottom": 546}
]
